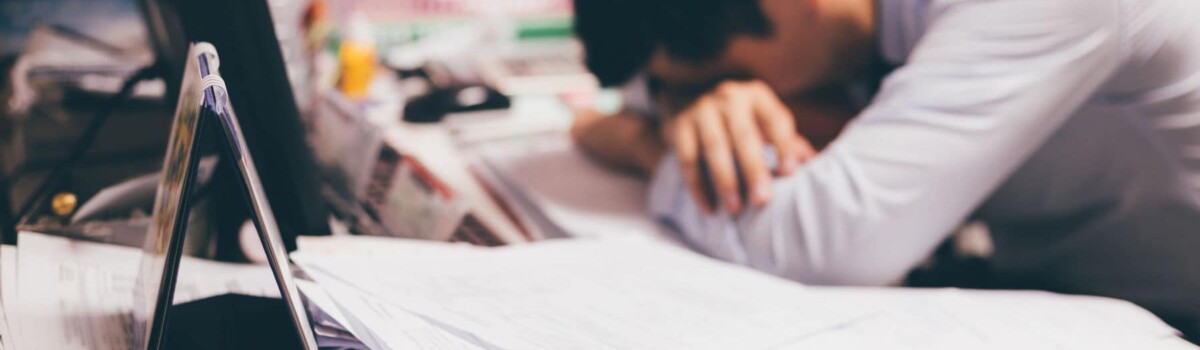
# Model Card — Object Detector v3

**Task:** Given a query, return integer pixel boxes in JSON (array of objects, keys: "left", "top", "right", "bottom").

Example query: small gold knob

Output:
[{"left": 51, "top": 192, "right": 78, "bottom": 217}]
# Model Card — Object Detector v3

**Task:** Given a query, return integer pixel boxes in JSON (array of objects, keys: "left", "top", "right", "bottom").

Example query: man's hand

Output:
[{"left": 662, "top": 80, "right": 816, "bottom": 214}]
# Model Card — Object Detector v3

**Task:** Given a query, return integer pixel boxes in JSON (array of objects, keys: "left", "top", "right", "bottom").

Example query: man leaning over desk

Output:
[{"left": 569, "top": 0, "right": 1200, "bottom": 339}]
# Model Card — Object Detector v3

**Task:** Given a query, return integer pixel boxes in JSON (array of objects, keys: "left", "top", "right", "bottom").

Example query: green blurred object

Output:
[
  {"left": 517, "top": 16, "right": 574, "bottom": 40},
  {"left": 371, "top": 15, "right": 574, "bottom": 51}
]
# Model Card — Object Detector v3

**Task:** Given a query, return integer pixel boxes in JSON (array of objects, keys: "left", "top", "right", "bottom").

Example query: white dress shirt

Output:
[{"left": 646, "top": 0, "right": 1200, "bottom": 332}]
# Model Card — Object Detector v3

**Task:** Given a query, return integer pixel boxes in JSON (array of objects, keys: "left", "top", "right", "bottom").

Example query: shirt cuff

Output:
[
  {"left": 646, "top": 153, "right": 683, "bottom": 219},
  {"left": 646, "top": 153, "right": 750, "bottom": 265}
]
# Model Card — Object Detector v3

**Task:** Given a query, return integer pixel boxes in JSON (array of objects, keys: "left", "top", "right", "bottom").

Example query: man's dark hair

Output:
[{"left": 574, "top": 0, "right": 773, "bottom": 87}]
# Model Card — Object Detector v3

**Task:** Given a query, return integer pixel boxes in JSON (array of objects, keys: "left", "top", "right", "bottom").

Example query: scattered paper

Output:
[
  {"left": 294, "top": 237, "right": 875, "bottom": 350},
  {"left": 15, "top": 232, "right": 143, "bottom": 349},
  {"left": 7, "top": 232, "right": 1190, "bottom": 350},
  {"left": 295, "top": 236, "right": 1192, "bottom": 350},
  {"left": 303, "top": 269, "right": 487, "bottom": 350},
  {"left": 9, "top": 232, "right": 280, "bottom": 349}
]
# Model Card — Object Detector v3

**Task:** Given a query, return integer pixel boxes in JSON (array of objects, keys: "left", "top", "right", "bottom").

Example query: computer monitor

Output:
[{"left": 138, "top": 0, "right": 331, "bottom": 252}]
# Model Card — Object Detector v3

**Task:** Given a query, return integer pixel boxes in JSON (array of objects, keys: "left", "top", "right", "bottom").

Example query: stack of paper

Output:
[
  {"left": 5, "top": 232, "right": 281, "bottom": 349},
  {"left": 294, "top": 235, "right": 877, "bottom": 349},
  {"left": 294, "top": 235, "right": 1192, "bottom": 349},
  {"left": 471, "top": 134, "right": 677, "bottom": 243}
]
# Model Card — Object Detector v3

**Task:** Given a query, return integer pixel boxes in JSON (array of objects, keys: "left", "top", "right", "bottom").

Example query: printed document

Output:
[
  {"left": 294, "top": 236, "right": 876, "bottom": 349},
  {"left": 295, "top": 236, "right": 1191, "bottom": 349},
  {"left": 9, "top": 232, "right": 280, "bottom": 350}
]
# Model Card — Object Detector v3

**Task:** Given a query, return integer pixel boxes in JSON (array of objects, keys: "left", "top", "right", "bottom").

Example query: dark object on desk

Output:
[
  {"left": 0, "top": 57, "right": 13, "bottom": 245},
  {"left": 141, "top": 0, "right": 332, "bottom": 257},
  {"left": 1, "top": 174, "right": 15, "bottom": 245},
  {"left": 1173, "top": 320, "right": 1200, "bottom": 346},
  {"left": 164, "top": 294, "right": 304, "bottom": 350},
  {"left": 166, "top": 293, "right": 368, "bottom": 350},
  {"left": 403, "top": 85, "right": 511, "bottom": 123}
]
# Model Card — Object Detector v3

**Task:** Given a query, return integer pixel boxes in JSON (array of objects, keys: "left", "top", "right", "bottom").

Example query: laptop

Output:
[{"left": 132, "top": 42, "right": 319, "bottom": 350}]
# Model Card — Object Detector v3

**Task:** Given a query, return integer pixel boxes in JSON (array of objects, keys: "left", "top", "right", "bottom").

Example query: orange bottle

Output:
[{"left": 339, "top": 12, "right": 376, "bottom": 99}]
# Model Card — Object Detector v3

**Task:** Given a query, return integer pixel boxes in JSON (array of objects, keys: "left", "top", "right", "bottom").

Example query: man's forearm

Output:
[
  {"left": 631, "top": 132, "right": 666, "bottom": 174},
  {"left": 572, "top": 110, "right": 665, "bottom": 176},
  {"left": 647, "top": 150, "right": 916, "bottom": 286}
]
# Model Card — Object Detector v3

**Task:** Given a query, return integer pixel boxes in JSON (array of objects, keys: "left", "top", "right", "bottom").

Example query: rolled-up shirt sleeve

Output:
[{"left": 648, "top": 0, "right": 1125, "bottom": 286}]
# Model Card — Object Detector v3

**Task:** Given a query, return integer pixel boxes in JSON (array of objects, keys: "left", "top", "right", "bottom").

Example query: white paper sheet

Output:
[
  {"left": 15, "top": 232, "right": 142, "bottom": 350},
  {"left": 293, "top": 237, "right": 876, "bottom": 350},
  {"left": 784, "top": 288, "right": 1187, "bottom": 349},
  {"left": 174, "top": 255, "right": 280, "bottom": 304},
  {"left": 10, "top": 232, "right": 280, "bottom": 350},
  {"left": 295, "top": 236, "right": 1193, "bottom": 349},
  {"left": 303, "top": 268, "right": 487, "bottom": 350},
  {"left": 0, "top": 244, "right": 13, "bottom": 350},
  {"left": 295, "top": 279, "right": 354, "bottom": 338}
]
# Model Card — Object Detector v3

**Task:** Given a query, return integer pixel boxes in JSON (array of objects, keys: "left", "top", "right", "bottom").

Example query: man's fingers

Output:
[
  {"left": 694, "top": 102, "right": 742, "bottom": 214},
  {"left": 752, "top": 88, "right": 804, "bottom": 175},
  {"left": 794, "top": 133, "right": 818, "bottom": 162},
  {"left": 671, "top": 117, "right": 715, "bottom": 213},
  {"left": 662, "top": 80, "right": 823, "bottom": 214},
  {"left": 720, "top": 93, "right": 772, "bottom": 208}
]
